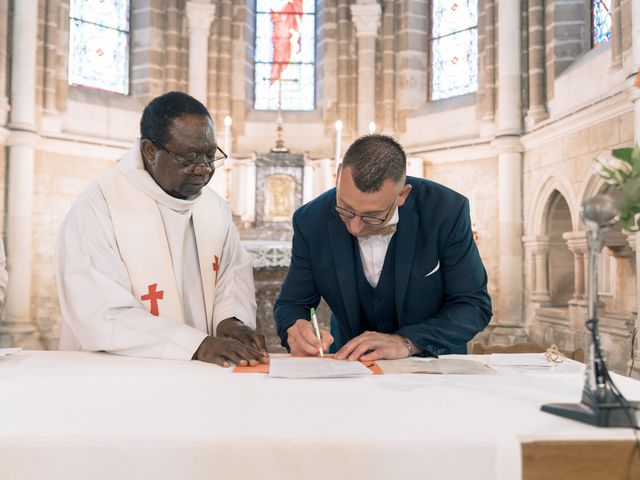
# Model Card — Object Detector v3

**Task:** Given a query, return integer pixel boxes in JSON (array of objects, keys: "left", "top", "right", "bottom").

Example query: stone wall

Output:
[
  {"left": 31, "top": 151, "right": 115, "bottom": 348},
  {"left": 522, "top": 101, "right": 636, "bottom": 373}
]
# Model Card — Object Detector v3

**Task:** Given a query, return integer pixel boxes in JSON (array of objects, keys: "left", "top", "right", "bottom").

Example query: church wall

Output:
[
  {"left": 521, "top": 32, "right": 636, "bottom": 372},
  {"left": 31, "top": 149, "right": 118, "bottom": 348},
  {"left": 402, "top": 97, "right": 480, "bottom": 147},
  {"left": 426, "top": 155, "right": 500, "bottom": 328}
]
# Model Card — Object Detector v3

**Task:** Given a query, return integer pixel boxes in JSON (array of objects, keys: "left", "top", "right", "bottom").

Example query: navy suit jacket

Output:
[{"left": 274, "top": 176, "right": 492, "bottom": 356}]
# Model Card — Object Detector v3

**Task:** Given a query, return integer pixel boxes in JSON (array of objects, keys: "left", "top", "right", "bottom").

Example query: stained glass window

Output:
[
  {"left": 68, "top": 0, "right": 130, "bottom": 95},
  {"left": 430, "top": 0, "right": 478, "bottom": 101},
  {"left": 254, "top": 0, "right": 315, "bottom": 111},
  {"left": 592, "top": 0, "right": 612, "bottom": 48}
]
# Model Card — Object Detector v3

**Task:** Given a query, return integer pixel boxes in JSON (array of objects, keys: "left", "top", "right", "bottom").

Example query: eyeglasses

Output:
[
  {"left": 148, "top": 138, "right": 227, "bottom": 173},
  {"left": 335, "top": 195, "right": 398, "bottom": 226}
]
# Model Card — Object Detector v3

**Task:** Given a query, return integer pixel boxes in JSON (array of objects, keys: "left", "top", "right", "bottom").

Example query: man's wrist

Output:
[{"left": 398, "top": 335, "right": 413, "bottom": 358}]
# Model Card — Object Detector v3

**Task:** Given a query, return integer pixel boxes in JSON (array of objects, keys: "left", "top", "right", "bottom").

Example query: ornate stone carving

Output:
[
  {"left": 242, "top": 241, "right": 292, "bottom": 270},
  {"left": 264, "top": 174, "right": 296, "bottom": 222},
  {"left": 350, "top": 3, "right": 382, "bottom": 37},
  {"left": 185, "top": 2, "right": 216, "bottom": 34}
]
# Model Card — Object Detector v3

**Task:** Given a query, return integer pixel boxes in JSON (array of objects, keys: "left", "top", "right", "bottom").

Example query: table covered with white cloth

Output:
[{"left": 0, "top": 351, "right": 638, "bottom": 480}]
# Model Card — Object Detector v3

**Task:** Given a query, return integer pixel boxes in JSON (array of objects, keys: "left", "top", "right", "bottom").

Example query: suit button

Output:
[{"left": 374, "top": 296, "right": 381, "bottom": 303}]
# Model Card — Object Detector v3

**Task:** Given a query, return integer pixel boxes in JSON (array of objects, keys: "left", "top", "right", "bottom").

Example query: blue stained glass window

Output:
[
  {"left": 68, "top": 0, "right": 130, "bottom": 95},
  {"left": 431, "top": 0, "right": 478, "bottom": 101},
  {"left": 592, "top": 0, "right": 612, "bottom": 48},
  {"left": 254, "top": 0, "right": 315, "bottom": 111}
]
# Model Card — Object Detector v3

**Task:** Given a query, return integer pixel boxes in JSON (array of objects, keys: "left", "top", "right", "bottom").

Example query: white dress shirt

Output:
[{"left": 356, "top": 208, "right": 399, "bottom": 288}]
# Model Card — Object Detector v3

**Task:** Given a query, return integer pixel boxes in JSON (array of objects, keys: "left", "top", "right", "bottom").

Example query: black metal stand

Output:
[
  {"left": 542, "top": 388, "right": 640, "bottom": 428},
  {"left": 541, "top": 195, "right": 639, "bottom": 429}
]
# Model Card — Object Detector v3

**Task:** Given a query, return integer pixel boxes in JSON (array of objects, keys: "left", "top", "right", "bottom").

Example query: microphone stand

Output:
[{"left": 541, "top": 194, "right": 640, "bottom": 427}]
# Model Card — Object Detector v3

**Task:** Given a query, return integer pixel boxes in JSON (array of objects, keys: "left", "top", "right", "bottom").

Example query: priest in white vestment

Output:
[{"left": 56, "top": 91, "right": 267, "bottom": 367}]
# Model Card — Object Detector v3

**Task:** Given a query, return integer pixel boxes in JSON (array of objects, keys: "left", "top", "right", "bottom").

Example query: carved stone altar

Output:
[
  {"left": 238, "top": 151, "right": 331, "bottom": 351},
  {"left": 239, "top": 151, "right": 305, "bottom": 241}
]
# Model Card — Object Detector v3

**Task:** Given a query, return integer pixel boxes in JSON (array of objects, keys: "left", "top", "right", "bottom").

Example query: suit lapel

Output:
[
  {"left": 394, "top": 194, "right": 418, "bottom": 321},
  {"left": 328, "top": 217, "right": 360, "bottom": 338}
]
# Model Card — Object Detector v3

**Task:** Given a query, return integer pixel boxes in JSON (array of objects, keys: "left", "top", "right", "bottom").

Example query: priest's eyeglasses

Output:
[
  {"left": 335, "top": 197, "right": 397, "bottom": 226},
  {"left": 149, "top": 138, "right": 228, "bottom": 173}
]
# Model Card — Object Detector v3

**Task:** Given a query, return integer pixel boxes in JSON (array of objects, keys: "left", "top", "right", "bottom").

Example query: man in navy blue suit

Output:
[{"left": 274, "top": 134, "right": 492, "bottom": 361}]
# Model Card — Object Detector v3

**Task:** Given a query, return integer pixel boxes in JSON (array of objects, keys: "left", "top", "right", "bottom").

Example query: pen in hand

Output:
[{"left": 310, "top": 307, "right": 324, "bottom": 357}]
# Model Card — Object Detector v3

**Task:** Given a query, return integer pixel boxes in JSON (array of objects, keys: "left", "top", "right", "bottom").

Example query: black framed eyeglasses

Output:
[
  {"left": 334, "top": 195, "right": 397, "bottom": 226},
  {"left": 148, "top": 138, "right": 227, "bottom": 173}
]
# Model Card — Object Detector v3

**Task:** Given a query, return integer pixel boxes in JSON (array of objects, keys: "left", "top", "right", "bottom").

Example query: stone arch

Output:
[
  {"left": 526, "top": 167, "right": 579, "bottom": 236},
  {"left": 545, "top": 190, "right": 575, "bottom": 306}
]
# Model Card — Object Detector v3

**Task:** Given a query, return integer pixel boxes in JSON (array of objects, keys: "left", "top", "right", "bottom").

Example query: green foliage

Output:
[{"left": 599, "top": 146, "right": 640, "bottom": 231}]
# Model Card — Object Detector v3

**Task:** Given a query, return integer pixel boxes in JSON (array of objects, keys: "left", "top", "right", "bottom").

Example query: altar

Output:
[{"left": 1, "top": 350, "right": 639, "bottom": 480}]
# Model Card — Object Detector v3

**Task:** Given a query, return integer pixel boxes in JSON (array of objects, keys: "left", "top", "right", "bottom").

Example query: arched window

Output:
[
  {"left": 430, "top": 0, "right": 478, "bottom": 101},
  {"left": 254, "top": 0, "right": 315, "bottom": 111},
  {"left": 592, "top": 0, "right": 612, "bottom": 48},
  {"left": 68, "top": 0, "right": 130, "bottom": 95}
]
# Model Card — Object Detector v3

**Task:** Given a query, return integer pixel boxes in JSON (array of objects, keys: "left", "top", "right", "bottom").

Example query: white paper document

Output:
[
  {"left": 0, "top": 347, "right": 22, "bottom": 357},
  {"left": 378, "top": 357, "right": 494, "bottom": 374},
  {"left": 268, "top": 357, "right": 373, "bottom": 379},
  {"left": 488, "top": 353, "right": 555, "bottom": 368}
]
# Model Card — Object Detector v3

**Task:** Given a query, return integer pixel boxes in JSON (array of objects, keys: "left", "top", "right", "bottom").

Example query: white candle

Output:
[
  {"left": 335, "top": 119, "right": 343, "bottom": 165},
  {"left": 368, "top": 121, "right": 376, "bottom": 134},
  {"left": 222, "top": 115, "right": 233, "bottom": 208},
  {"left": 223, "top": 115, "right": 232, "bottom": 164}
]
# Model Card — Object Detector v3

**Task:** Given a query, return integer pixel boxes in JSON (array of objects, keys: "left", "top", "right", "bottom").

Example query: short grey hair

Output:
[{"left": 341, "top": 134, "right": 406, "bottom": 192}]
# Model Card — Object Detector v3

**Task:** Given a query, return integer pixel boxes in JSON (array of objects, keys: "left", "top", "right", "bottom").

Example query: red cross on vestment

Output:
[
  {"left": 141, "top": 283, "right": 164, "bottom": 316},
  {"left": 212, "top": 255, "right": 220, "bottom": 284}
]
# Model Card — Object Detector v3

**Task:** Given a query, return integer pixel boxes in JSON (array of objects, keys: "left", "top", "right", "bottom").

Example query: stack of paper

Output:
[
  {"left": 377, "top": 357, "right": 494, "bottom": 374},
  {"left": 488, "top": 353, "right": 555, "bottom": 368},
  {"left": 268, "top": 357, "right": 373, "bottom": 379}
]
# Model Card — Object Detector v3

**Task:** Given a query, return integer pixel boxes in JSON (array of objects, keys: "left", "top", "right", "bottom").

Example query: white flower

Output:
[{"left": 595, "top": 152, "right": 633, "bottom": 186}]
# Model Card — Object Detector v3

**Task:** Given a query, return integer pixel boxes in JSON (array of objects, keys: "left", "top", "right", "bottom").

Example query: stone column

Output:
[
  {"left": 563, "top": 232, "right": 588, "bottom": 305},
  {"left": 491, "top": 0, "right": 525, "bottom": 342},
  {"left": 164, "top": 0, "right": 181, "bottom": 92},
  {"left": 525, "top": 0, "right": 548, "bottom": 127},
  {"left": 604, "top": 231, "right": 635, "bottom": 313},
  {"left": 380, "top": 0, "right": 395, "bottom": 134},
  {"left": 631, "top": 0, "right": 640, "bottom": 143},
  {"left": 216, "top": 0, "right": 232, "bottom": 117},
  {"left": 303, "top": 159, "right": 315, "bottom": 204},
  {"left": 41, "top": 0, "right": 60, "bottom": 132},
  {"left": 186, "top": 1, "right": 216, "bottom": 104},
  {"left": 0, "top": 0, "right": 41, "bottom": 348},
  {"left": 631, "top": 0, "right": 640, "bottom": 378},
  {"left": 626, "top": 232, "right": 637, "bottom": 316},
  {"left": 527, "top": 237, "right": 551, "bottom": 304},
  {"left": 337, "top": 0, "right": 351, "bottom": 133},
  {"left": 318, "top": 158, "right": 334, "bottom": 194},
  {"left": 407, "top": 156, "right": 424, "bottom": 179},
  {"left": 350, "top": 1, "right": 381, "bottom": 136},
  {"left": 478, "top": 0, "right": 496, "bottom": 135},
  {"left": 0, "top": 0, "right": 10, "bottom": 127},
  {"left": 234, "top": 156, "right": 256, "bottom": 224}
]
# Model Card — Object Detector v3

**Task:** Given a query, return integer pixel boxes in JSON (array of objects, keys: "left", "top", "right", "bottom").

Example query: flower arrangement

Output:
[{"left": 595, "top": 146, "right": 640, "bottom": 231}]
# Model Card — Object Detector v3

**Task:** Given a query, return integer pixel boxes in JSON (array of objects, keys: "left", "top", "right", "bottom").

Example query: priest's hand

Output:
[
  {"left": 335, "top": 332, "right": 420, "bottom": 361},
  {"left": 216, "top": 318, "right": 269, "bottom": 359},
  {"left": 194, "top": 335, "right": 267, "bottom": 367},
  {"left": 286, "top": 319, "right": 333, "bottom": 356}
]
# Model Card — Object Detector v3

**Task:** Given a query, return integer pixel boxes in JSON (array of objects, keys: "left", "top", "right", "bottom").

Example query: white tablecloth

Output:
[{"left": 0, "top": 351, "right": 638, "bottom": 480}]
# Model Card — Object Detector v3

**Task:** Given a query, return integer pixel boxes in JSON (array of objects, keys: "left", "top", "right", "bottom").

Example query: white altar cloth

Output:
[{"left": 0, "top": 351, "right": 638, "bottom": 480}]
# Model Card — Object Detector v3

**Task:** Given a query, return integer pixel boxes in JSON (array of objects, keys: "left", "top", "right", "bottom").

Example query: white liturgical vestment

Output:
[{"left": 56, "top": 140, "right": 256, "bottom": 360}]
